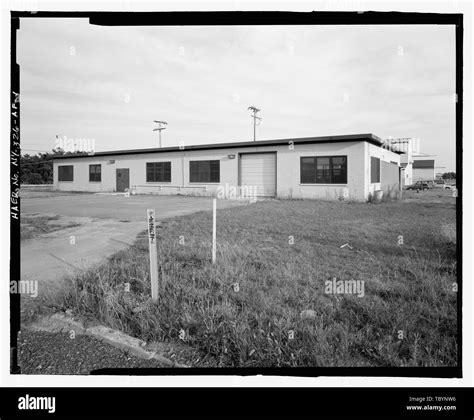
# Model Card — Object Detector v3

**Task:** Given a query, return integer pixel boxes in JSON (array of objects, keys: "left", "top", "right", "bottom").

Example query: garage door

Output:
[{"left": 240, "top": 153, "right": 276, "bottom": 197}]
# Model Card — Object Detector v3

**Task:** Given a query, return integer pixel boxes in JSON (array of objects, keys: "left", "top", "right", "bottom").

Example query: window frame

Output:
[
  {"left": 370, "top": 156, "right": 381, "bottom": 183},
  {"left": 89, "top": 164, "right": 102, "bottom": 182},
  {"left": 189, "top": 160, "right": 220, "bottom": 183},
  {"left": 58, "top": 165, "right": 74, "bottom": 182},
  {"left": 146, "top": 161, "right": 171, "bottom": 183},
  {"left": 300, "top": 155, "right": 348, "bottom": 184}
]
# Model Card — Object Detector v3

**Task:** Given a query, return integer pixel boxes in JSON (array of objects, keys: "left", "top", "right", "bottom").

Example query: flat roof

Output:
[{"left": 52, "top": 133, "right": 403, "bottom": 160}]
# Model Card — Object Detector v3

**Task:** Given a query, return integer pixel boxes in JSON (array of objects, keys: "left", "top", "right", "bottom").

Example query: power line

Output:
[{"left": 248, "top": 106, "right": 261, "bottom": 142}]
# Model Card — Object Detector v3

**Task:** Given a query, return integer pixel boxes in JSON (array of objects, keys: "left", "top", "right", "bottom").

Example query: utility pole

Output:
[
  {"left": 153, "top": 120, "right": 167, "bottom": 148},
  {"left": 248, "top": 106, "right": 261, "bottom": 141}
]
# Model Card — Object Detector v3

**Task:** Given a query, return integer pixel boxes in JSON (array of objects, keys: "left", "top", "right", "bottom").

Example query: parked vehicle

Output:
[{"left": 406, "top": 181, "right": 430, "bottom": 191}]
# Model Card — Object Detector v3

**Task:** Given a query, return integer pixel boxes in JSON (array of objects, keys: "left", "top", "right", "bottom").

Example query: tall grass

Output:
[{"left": 59, "top": 192, "right": 457, "bottom": 367}]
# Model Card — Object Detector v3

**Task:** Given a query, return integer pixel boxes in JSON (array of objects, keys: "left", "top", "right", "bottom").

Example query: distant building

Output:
[
  {"left": 412, "top": 159, "right": 436, "bottom": 182},
  {"left": 396, "top": 139, "right": 436, "bottom": 185}
]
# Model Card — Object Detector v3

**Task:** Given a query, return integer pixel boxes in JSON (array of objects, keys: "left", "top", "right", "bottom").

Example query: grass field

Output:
[{"left": 56, "top": 189, "right": 458, "bottom": 367}]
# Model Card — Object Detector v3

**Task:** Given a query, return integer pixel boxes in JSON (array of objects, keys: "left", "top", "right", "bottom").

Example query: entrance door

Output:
[
  {"left": 116, "top": 168, "right": 130, "bottom": 192},
  {"left": 240, "top": 153, "right": 276, "bottom": 197}
]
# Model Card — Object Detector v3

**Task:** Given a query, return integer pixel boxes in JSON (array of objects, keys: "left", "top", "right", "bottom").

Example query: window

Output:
[
  {"left": 300, "top": 156, "right": 347, "bottom": 184},
  {"left": 190, "top": 160, "right": 220, "bottom": 183},
  {"left": 147, "top": 162, "right": 171, "bottom": 182},
  {"left": 331, "top": 156, "right": 347, "bottom": 183},
  {"left": 89, "top": 164, "right": 101, "bottom": 182},
  {"left": 58, "top": 165, "right": 73, "bottom": 181},
  {"left": 371, "top": 157, "right": 380, "bottom": 183}
]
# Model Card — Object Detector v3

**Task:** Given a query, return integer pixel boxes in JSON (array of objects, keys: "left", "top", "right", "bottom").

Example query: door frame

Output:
[
  {"left": 116, "top": 168, "right": 130, "bottom": 192},
  {"left": 238, "top": 151, "right": 277, "bottom": 197}
]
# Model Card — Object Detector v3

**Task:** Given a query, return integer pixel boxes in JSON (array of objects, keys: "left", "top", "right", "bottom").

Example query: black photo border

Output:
[{"left": 10, "top": 9, "right": 463, "bottom": 378}]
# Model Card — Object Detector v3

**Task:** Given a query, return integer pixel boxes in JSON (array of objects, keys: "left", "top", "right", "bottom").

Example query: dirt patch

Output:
[{"left": 21, "top": 213, "right": 90, "bottom": 241}]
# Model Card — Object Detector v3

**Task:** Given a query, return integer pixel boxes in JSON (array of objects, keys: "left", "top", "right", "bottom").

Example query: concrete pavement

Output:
[
  {"left": 20, "top": 194, "right": 247, "bottom": 302},
  {"left": 21, "top": 193, "right": 244, "bottom": 221}
]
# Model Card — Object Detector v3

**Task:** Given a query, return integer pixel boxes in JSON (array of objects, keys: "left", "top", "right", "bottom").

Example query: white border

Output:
[{"left": 1, "top": 0, "right": 472, "bottom": 387}]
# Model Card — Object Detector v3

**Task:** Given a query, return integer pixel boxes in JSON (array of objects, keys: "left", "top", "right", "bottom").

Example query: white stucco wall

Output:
[
  {"left": 365, "top": 143, "right": 401, "bottom": 197},
  {"left": 402, "top": 165, "right": 413, "bottom": 186},
  {"left": 53, "top": 149, "right": 239, "bottom": 195},
  {"left": 53, "top": 140, "right": 395, "bottom": 201},
  {"left": 276, "top": 141, "right": 366, "bottom": 200}
]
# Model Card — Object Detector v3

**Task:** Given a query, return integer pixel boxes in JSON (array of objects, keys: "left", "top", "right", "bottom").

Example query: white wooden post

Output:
[
  {"left": 212, "top": 198, "right": 217, "bottom": 264},
  {"left": 147, "top": 209, "right": 159, "bottom": 301}
]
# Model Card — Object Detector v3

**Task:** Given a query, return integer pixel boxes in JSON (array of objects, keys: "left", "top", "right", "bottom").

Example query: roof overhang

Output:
[{"left": 52, "top": 133, "right": 403, "bottom": 160}]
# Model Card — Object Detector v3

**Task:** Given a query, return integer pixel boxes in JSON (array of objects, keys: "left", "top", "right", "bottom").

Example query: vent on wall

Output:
[{"left": 108, "top": 160, "right": 115, "bottom": 164}]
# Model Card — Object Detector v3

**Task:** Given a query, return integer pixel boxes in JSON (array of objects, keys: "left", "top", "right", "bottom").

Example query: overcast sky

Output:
[{"left": 18, "top": 19, "right": 456, "bottom": 171}]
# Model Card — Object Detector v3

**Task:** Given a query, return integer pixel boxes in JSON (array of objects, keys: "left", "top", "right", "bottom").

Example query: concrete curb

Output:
[{"left": 26, "top": 312, "right": 188, "bottom": 368}]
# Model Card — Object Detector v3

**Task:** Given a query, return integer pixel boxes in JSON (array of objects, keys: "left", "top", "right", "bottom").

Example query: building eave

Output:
[{"left": 52, "top": 133, "right": 402, "bottom": 160}]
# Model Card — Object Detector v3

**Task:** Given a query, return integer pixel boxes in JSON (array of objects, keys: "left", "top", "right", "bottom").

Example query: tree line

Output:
[
  {"left": 20, "top": 148, "right": 84, "bottom": 184},
  {"left": 441, "top": 172, "right": 456, "bottom": 180}
]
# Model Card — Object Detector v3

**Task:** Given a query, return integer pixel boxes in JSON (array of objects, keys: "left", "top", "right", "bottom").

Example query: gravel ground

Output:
[{"left": 18, "top": 329, "right": 168, "bottom": 374}]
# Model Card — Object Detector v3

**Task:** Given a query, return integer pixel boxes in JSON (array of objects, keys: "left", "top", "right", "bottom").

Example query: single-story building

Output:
[
  {"left": 412, "top": 159, "right": 436, "bottom": 182},
  {"left": 399, "top": 144, "right": 437, "bottom": 186},
  {"left": 52, "top": 133, "right": 402, "bottom": 201}
]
